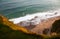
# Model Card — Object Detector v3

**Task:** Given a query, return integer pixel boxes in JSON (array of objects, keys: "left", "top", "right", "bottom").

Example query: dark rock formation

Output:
[{"left": 51, "top": 20, "right": 60, "bottom": 33}]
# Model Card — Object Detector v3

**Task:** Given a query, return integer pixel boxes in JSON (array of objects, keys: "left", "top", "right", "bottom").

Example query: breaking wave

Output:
[{"left": 9, "top": 9, "right": 60, "bottom": 24}]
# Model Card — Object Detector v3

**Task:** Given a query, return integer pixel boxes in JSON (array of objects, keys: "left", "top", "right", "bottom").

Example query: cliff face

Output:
[
  {"left": 0, "top": 15, "right": 43, "bottom": 39},
  {"left": 31, "top": 16, "right": 60, "bottom": 34}
]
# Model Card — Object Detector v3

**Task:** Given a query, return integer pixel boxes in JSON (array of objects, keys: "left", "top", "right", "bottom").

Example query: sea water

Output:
[{"left": 0, "top": 0, "right": 60, "bottom": 19}]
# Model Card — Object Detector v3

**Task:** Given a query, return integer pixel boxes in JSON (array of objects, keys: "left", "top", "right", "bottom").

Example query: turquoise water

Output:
[{"left": 0, "top": 0, "right": 60, "bottom": 19}]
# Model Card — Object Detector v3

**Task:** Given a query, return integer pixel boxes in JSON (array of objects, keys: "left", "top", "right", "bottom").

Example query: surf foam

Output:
[{"left": 9, "top": 9, "right": 60, "bottom": 24}]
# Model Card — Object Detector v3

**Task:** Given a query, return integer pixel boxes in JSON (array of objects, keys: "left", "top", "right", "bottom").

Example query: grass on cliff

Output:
[
  {"left": 0, "top": 23, "right": 43, "bottom": 39},
  {"left": 0, "top": 15, "right": 60, "bottom": 39},
  {"left": 0, "top": 23, "right": 60, "bottom": 39}
]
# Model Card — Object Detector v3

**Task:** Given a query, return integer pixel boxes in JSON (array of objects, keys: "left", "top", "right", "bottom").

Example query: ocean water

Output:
[{"left": 0, "top": 0, "right": 60, "bottom": 19}]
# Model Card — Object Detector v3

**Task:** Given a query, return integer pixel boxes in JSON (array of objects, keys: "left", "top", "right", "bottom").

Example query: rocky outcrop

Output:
[
  {"left": 51, "top": 20, "right": 60, "bottom": 33},
  {"left": 31, "top": 16, "right": 60, "bottom": 34}
]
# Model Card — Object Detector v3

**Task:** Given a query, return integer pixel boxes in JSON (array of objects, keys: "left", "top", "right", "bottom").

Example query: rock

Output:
[
  {"left": 51, "top": 20, "right": 60, "bottom": 33},
  {"left": 31, "top": 16, "right": 60, "bottom": 34}
]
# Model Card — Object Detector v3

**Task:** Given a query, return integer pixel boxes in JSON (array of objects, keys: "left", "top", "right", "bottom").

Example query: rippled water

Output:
[{"left": 0, "top": 0, "right": 60, "bottom": 19}]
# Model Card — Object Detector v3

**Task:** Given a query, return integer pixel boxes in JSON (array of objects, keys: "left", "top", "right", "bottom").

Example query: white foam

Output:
[{"left": 9, "top": 9, "right": 60, "bottom": 24}]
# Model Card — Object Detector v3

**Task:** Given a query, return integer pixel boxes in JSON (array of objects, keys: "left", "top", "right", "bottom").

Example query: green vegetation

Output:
[
  {"left": 0, "top": 15, "right": 43, "bottom": 39},
  {"left": 0, "top": 15, "right": 60, "bottom": 39},
  {"left": 0, "top": 23, "right": 43, "bottom": 39}
]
